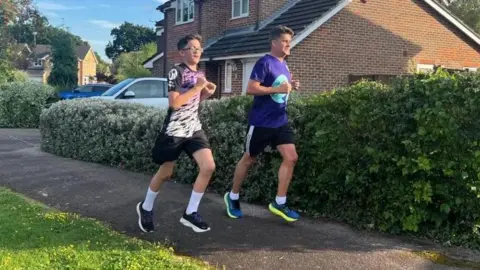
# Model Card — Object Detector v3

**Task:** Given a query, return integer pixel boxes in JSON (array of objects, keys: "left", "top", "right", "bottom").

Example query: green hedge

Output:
[
  {"left": 0, "top": 81, "right": 56, "bottom": 128},
  {"left": 40, "top": 70, "right": 480, "bottom": 249}
]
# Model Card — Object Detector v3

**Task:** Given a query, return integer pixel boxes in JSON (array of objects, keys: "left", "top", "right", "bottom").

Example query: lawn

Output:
[{"left": 0, "top": 187, "right": 210, "bottom": 270}]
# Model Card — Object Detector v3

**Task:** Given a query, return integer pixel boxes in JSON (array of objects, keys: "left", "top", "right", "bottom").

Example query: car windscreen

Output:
[{"left": 101, "top": 79, "right": 134, "bottom": 96}]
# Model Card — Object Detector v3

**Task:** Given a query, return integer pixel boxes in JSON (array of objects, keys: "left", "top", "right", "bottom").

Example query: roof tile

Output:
[{"left": 203, "top": 0, "right": 341, "bottom": 58}]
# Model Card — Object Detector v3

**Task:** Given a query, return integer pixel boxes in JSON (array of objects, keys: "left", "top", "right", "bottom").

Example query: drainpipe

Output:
[
  {"left": 255, "top": 0, "right": 260, "bottom": 30},
  {"left": 197, "top": 0, "right": 202, "bottom": 34}
]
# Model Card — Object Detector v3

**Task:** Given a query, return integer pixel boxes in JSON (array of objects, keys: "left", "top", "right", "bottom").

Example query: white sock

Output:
[
  {"left": 142, "top": 188, "right": 159, "bottom": 211},
  {"left": 275, "top": 196, "right": 286, "bottom": 205},
  {"left": 186, "top": 190, "right": 204, "bottom": 215},
  {"left": 229, "top": 191, "right": 239, "bottom": 200}
]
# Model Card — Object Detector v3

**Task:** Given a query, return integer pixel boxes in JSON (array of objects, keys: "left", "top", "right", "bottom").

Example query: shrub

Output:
[
  {"left": 0, "top": 81, "right": 56, "bottom": 128},
  {"left": 11, "top": 70, "right": 29, "bottom": 83},
  {"left": 39, "top": 70, "right": 480, "bottom": 249}
]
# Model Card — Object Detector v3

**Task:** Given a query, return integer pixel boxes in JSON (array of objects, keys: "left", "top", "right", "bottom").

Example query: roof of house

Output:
[
  {"left": 198, "top": 0, "right": 480, "bottom": 60},
  {"left": 34, "top": 44, "right": 52, "bottom": 59},
  {"left": 76, "top": 45, "right": 91, "bottom": 60},
  {"left": 142, "top": 52, "right": 164, "bottom": 68},
  {"left": 203, "top": 0, "right": 342, "bottom": 58},
  {"left": 33, "top": 44, "right": 93, "bottom": 60}
]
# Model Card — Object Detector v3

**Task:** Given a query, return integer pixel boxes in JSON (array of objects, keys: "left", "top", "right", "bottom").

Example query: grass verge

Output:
[
  {"left": 0, "top": 187, "right": 211, "bottom": 270},
  {"left": 413, "top": 251, "right": 480, "bottom": 269}
]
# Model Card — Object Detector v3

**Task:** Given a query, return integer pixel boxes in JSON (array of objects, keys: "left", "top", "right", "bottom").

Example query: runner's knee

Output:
[
  {"left": 282, "top": 149, "right": 298, "bottom": 164},
  {"left": 241, "top": 153, "right": 256, "bottom": 166},
  {"left": 200, "top": 160, "right": 216, "bottom": 175}
]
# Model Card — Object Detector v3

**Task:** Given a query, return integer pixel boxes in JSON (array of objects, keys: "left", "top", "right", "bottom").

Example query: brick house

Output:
[
  {"left": 144, "top": 0, "right": 480, "bottom": 97},
  {"left": 26, "top": 44, "right": 98, "bottom": 86}
]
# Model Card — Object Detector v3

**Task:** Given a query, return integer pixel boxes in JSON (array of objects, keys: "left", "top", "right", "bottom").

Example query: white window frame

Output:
[
  {"left": 33, "top": 59, "right": 43, "bottom": 67},
  {"left": 224, "top": 61, "right": 233, "bottom": 93},
  {"left": 176, "top": 0, "right": 194, "bottom": 25},
  {"left": 232, "top": 0, "right": 249, "bottom": 19},
  {"left": 416, "top": 64, "right": 434, "bottom": 73},
  {"left": 464, "top": 67, "right": 478, "bottom": 72}
]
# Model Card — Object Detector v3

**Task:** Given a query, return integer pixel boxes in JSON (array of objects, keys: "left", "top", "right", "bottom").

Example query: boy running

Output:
[
  {"left": 224, "top": 25, "right": 301, "bottom": 222},
  {"left": 137, "top": 34, "right": 217, "bottom": 233}
]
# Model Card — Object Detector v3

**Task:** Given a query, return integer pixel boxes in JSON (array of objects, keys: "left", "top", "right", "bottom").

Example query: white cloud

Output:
[
  {"left": 154, "top": 0, "right": 168, "bottom": 3},
  {"left": 37, "top": 2, "right": 86, "bottom": 11},
  {"left": 88, "top": 20, "right": 121, "bottom": 29}
]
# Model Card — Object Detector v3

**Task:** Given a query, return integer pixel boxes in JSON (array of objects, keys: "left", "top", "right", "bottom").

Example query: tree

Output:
[
  {"left": 105, "top": 22, "right": 156, "bottom": 60},
  {"left": 448, "top": 0, "right": 480, "bottom": 34},
  {"left": 113, "top": 42, "right": 156, "bottom": 81},
  {"left": 95, "top": 52, "right": 110, "bottom": 75},
  {"left": 47, "top": 30, "right": 78, "bottom": 89},
  {"left": 0, "top": 0, "right": 32, "bottom": 83}
]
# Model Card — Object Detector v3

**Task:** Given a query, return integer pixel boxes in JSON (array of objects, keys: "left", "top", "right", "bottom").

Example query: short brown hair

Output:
[
  {"left": 177, "top": 34, "right": 203, "bottom": 50},
  {"left": 269, "top": 25, "right": 294, "bottom": 43}
]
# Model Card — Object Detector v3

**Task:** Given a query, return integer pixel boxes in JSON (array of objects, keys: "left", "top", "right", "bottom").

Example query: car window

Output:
[
  {"left": 102, "top": 79, "right": 134, "bottom": 96},
  {"left": 77, "top": 86, "right": 94, "bottom": 92},
  {"left": 127, "top": 80, "right": 167, "bottom": 98},
  {"left": 93, "top": 86, "right": 109, "bottom": 92}
]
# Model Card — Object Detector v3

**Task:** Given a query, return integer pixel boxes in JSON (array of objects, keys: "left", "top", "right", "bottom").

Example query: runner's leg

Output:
[{"left": 179, "top": 130, "right": 215, "bottom": 233}]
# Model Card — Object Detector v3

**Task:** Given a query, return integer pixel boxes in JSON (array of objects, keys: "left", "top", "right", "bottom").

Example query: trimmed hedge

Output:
[
  {"left": 40, "top": 70, "right": 480, "bottom": 249},
  {"left": 0, "top": 81, "right": 56, "bottom": 128}
]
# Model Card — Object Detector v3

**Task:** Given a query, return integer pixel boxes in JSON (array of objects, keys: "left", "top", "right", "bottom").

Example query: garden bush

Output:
[
  {"left": 0, "top": 81, "right": 56, "bottom": 128},
  {"left": 40, "top": 70, "right": 480, "bottom": 249}
]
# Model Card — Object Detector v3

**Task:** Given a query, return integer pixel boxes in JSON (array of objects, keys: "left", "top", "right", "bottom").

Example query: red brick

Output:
[{"left": 286, "top": 0, "right": 480, "bottom": 93}]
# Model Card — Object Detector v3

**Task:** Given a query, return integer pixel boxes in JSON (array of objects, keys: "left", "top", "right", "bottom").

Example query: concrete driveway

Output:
[{"left": 0, "top": 128, "right": 478, "bottom": 270}]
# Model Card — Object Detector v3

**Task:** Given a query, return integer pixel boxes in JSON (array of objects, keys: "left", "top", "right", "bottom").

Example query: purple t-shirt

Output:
[{"left": 248, "top": 54, "right": 291, "bottom": 128}]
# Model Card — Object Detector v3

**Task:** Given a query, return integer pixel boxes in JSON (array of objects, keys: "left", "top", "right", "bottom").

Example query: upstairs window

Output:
[
  {"left": 176, "top": 0, "right": 194, "bottom": 24},
  {"left": 232, "top": 0, "right": 249, "bottom": 19}
]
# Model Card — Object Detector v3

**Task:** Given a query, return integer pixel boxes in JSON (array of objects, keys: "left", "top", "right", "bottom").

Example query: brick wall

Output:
[
  {"left": 201, "top": 0, "right": 227, "bottom": 41},
  {"left": 226, "top": 0, "right": 257, "bottom": 29},
  {"left": 288, "top": 0, "right": 480, "bottom": 93},
  {"left": 156, "top": 34, "right": 164, "bottom": 54},
  {"left": 165, "top": 5, "right": 200, "bottom": 69},
  {"left": 152, "top": 57, "right": 164, "bottom": 77}
]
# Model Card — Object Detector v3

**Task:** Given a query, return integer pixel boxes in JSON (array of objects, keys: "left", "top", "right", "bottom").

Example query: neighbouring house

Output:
[
  {"left": 144, "top": 0, "right": 480, "bottom": 97},
  {"left": 26, "top": 44, "right": 98, "bottom": 86},
  {"left": 11, "top": 43, "right": 32, "bottom": 70},
  {"left": 143, "top": 20, "right": 165, "bottom": 76}
]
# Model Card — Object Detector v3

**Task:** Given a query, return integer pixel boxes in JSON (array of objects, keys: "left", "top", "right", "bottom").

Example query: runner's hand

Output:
[
  {"left": 195, "top": 76, "right": 208, "bottom": 89},
  {"left": 205, "top": 82, "right": 216, "bottom": 94},
  {"left": 277, "top": 81, "right": 292, "bottom": 93}
]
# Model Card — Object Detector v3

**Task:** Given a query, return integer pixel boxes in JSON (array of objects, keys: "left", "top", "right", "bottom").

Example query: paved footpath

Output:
[{"left": 1, "top": 129, "right": 479, "bottom": 270}]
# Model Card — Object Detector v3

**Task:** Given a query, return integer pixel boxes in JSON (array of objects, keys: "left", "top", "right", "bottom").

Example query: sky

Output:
[{"left": 33, "top": 0, "right": 168, "bottom": 62}]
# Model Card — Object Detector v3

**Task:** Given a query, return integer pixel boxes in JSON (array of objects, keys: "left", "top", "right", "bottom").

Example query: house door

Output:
[{"left": 242, "top": 59, "right": 257, "bottom": 96}]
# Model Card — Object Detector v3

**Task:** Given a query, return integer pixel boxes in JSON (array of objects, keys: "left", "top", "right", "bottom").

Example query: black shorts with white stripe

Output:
[{"left": 244, "top": 124, "right": 294, "bottom": 157}]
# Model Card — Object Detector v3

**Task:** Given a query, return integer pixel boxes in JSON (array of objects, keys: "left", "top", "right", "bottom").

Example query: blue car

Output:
[{"left": 58, "top": 83, "right": 113, "bottom": 100}]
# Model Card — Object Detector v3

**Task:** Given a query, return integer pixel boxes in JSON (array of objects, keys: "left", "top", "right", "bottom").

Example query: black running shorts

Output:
[
  {"left": 244, "top": 124, "right": 294, "bottom": 157},
  {"left": 152, "top": 130, "right": 210, "bottom": 165}
]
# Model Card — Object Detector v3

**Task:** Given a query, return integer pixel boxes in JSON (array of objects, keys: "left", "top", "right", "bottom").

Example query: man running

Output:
[
  {"left": 224, "top": 25, "right": 301, "bottom": 222},
  {"left": 137, "top": 34, "right": 217, "bottom": 233}
]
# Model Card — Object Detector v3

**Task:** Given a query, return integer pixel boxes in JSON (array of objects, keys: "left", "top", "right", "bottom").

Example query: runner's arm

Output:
[
  {"left": 247, "top": 59, "right": 289, "bottom": 96},
  {"left": 247, "top": 80, "right": 288, "bottom": 95}
]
